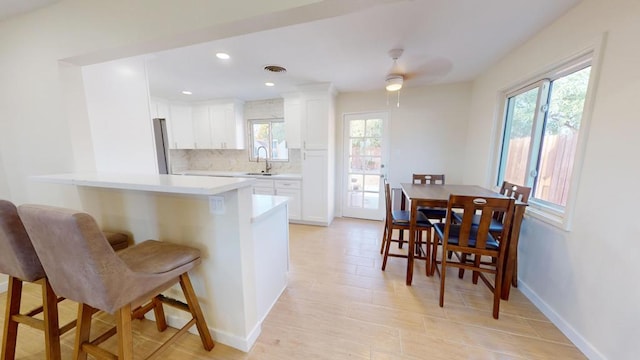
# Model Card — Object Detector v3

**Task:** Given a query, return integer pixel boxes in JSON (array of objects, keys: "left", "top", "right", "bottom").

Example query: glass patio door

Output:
[{"left": 342, "top": 112, "right": 388, "bottom": 220}]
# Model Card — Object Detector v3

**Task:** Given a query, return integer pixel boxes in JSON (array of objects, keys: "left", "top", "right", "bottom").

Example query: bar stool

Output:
[
  {"left": 17, "top": 204, "right": 214, "bottom": 360},
  {"left": 0, "top": 200, "right": 129, "bottom": 360}
]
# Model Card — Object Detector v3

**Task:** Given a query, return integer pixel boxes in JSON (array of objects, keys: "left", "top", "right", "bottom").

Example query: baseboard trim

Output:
[
  {"left": 518, "top": 280, "right": 606, "bottom": 360},
  {"left": 164, "top": 314, "right": 260, "bottom": 353}
]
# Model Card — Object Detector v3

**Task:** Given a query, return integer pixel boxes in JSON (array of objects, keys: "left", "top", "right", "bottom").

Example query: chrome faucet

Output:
[{"left": 256, "top": 146, "right": 272, "bottom": 173}]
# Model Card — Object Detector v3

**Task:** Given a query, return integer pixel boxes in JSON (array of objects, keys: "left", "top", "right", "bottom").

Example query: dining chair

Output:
[
  {"left": 17, "top": 204, "right": 214, "bottom": 360},
  {"left": 412, "top": 174, "right": 447, "bottom": 221},
  {"left": 431, "top": 195, "right": 515, "bottom": 319},
  {"left": 0, "top": 200, "right": 129, "bottom": 360},
  {"left": 451, "top": 181, "right": 530, "bottom": 281},
  {"left": 381, "top": 180, "right": 433, "bottom": 276}
]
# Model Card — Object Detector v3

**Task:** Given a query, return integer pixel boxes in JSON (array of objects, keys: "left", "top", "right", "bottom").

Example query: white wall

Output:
[
  {"left": 336, "top": 83, "right": 472, "bottom": 215},
  {"left": 464, "top": 0, "right": 639, "bottom": 359},
  {"left": 82, "top": 56, "right": 158, "bottom": 174}
]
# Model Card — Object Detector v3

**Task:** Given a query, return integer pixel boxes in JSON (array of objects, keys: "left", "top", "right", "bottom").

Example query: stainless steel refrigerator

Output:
[{"left": 152, "top": 118, "right": 170, "bottom": 174}]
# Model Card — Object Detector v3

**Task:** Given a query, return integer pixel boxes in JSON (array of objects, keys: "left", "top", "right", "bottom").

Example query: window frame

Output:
[
  {"left": 492, "top": 40, "right": 605, "bottom": 231},
  {"left": 247, "top": 118, "right": 289, "bottom": 162}
]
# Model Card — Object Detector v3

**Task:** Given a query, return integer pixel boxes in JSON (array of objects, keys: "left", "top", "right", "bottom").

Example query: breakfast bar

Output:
[{"left": 31, "top": 173, "right": 290, "bottom": 352}]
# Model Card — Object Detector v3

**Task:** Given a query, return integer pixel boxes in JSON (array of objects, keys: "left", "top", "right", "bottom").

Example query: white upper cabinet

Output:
[
  {"left": 283, "top": 93, "right": 301, "bottom": 149},
  {"left": 192, "top": 105, "right": 212, "bottom": 149},
  {"left": 206, "top": 100, "right": 245, "bottom": 149},
  {"left": 168, "top": 104, "right": 195, "bottom": 149},
  {"left": 298, "top": 84, "right": 336, "bottom": 151}
]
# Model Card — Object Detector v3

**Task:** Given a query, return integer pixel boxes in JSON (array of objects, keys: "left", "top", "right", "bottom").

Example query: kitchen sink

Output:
[{"left": 244, "top": 172, "right": 274, "bottom": 176}]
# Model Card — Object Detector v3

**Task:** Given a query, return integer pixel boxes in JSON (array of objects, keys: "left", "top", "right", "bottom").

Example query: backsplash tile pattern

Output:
[
  {"left": 170, "top": 98, "right": 300, "bottom": 174},
  {"left": 170, "top": 149, "right": 301, "bottom": 174}
]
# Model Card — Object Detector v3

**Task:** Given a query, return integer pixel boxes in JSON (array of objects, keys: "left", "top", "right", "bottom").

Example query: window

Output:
[
  {"left": 496, "top": 55, "right": 594, "bottom": 228},
  {"left": 248, "top": 119, "right": 288, "bottom": 161}
]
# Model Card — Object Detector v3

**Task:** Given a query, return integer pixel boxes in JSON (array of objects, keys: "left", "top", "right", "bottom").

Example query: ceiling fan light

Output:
[{"left": 385, "top": 76, "right": 403, "bottom": 91}]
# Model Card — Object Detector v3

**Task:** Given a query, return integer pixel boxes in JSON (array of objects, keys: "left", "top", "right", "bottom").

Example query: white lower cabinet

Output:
[
  {"left": 252, "top": 179, "right": 275, "bottom": 195},
  {"left": 275, "top": 180, "right": 301, "bottom": 220}
]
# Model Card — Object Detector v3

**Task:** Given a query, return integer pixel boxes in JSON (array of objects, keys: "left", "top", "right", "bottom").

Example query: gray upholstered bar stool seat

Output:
[
  {"left": 17, "top": 204, "right": 214, "bottom": 360},
  {"left": 0, "top": 199, "right": 130, "bottom": 360}
]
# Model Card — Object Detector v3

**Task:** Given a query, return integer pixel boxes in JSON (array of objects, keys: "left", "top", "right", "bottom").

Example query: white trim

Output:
[
  {"left": 164, "top": 314, "right": 261, "bottom": 353},
  {"left": 518, "top": 281, "right": 606, "bottom": 360},
  {"left": 0, "top": 279, "right": 7, "bottom": 293},
  {"left": 490, "top": 32, "right": 608, "bottom": 231}
]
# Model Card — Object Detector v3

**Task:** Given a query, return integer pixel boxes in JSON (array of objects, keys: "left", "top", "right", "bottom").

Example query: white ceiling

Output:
[
  {"left": 147, "top": 0, "right": 581, "bottom": 103},
  {"left": 0, "top": 0, "right": 581, "bottom": 103},
  {"left": 0, "top": 0, "right": 58, "bottom": 21}
]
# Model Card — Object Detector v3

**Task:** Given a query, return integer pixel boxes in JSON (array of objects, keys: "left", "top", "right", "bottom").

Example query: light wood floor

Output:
[{"left": 1, "top": 218, "right": 585, "bottom": 359}]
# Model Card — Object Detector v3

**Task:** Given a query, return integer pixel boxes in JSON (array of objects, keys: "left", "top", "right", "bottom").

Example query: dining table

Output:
[{"left": 400, "top": 183, "right": 527, "bottom": 300}]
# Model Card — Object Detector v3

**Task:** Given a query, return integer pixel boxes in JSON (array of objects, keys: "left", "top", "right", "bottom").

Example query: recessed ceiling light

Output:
[
  {"left": 265, "top": 82, "right": 275, "bottom": 87},
  {"left": 216, "top": 52, "right": 230, "bottom": 60},
  {"left": 181, "top": 90, "right": 193, "bottom": 95}
]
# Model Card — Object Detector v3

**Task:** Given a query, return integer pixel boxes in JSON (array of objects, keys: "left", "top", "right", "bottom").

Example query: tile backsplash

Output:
[
  {"left": 169, "top": 98, "right": 301, "bottom": 174},
  {"left": 170, "top": 149, "right": 301, "bottom": 174}
]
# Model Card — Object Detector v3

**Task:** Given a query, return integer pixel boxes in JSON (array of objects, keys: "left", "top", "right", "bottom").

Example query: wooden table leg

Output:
[
  {"left": 406, "top": 202, "right": 417, "bottom": 286},
  {"left": 501, "top": 204, "right": 525, "bottom": 300}
]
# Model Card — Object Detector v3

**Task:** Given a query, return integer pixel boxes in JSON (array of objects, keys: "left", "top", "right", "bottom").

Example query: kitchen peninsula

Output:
[{"left": 31, "top": 173, "right": 290, "bottom": 352}]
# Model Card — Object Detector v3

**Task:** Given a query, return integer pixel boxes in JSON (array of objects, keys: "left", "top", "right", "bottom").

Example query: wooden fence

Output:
[{"left": 504, "top": 132, "right": 578, "bottom": 206}]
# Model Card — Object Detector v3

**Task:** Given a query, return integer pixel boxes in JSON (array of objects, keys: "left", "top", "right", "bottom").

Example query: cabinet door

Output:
[
  {"left": 254, "top": 187, "right": 275, "bottom": 195},
  {"left": 301, "top": 150, "right": 328, "bottom": 222},
  {"left": 169, "top": 104, "right": 194, "bottom": 149},
  {"left": 209, "top": 105, "right": 226, "bottom": 149},
  {"left": 223, "top": 103, "right": 245, "bottom": 149},
  {"left": 192, "top": 105, "right": 212, "bottom": 149},
  {"left": 302, "top": 97, "right": 329, "bottom": 150},
  {"left": 284, "top": 97, "right": 301, "bottom": 149},
  {"left": 276, "top": 188, "right": 301, "bottom": 220}
]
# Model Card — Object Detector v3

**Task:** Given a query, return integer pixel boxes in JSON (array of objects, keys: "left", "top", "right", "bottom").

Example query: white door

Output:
[{"left": 342, "top": 112, "right": 388, "bottom": 220}]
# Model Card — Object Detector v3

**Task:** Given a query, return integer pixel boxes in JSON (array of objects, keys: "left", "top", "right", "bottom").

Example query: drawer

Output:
[
  {"left": 275, "top": 180, "right": 301, "bottom": 189},
  {"left": 254, "top": 179, "right": 275, "bottom": 188}
]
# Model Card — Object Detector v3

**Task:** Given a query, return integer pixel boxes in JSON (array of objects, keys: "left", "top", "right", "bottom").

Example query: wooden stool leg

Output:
[
  {"left": 73, "top": 304, "right": 94, "bottom": 360},
  {"left": 152, "top": 296, "right": 168, "bottom": 331},
  {"left": 1, "top": 277, "right": 22, "bottom": 360},
  {"left": 41, "top": 279, "right": 62, "bottom": 360},
  {"left": 117, "top": 304, "right": 134, "bottom": 360},
  {"left": 179, "top": 273, "right": 214, "bottom": 351}
]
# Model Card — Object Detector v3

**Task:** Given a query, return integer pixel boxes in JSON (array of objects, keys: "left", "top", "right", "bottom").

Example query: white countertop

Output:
[
  {"left": 177, "top": 170, "right": 302, "bottom": 180},
  {"left": 252, "top": 194, "right": 288, "bottom": 222},
  {"left": 32, "top": 173, "right": 255, "bottom": 196}
]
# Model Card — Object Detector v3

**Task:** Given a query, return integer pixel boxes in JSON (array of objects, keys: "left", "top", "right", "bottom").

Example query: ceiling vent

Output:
[{"left": 264, "top": 65, "right": 287, "bottom": 73}]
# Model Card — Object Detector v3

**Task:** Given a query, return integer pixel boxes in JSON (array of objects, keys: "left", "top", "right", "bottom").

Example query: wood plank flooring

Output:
[{"left": 0, "top": 218, "right": 585, "bottom": 359}]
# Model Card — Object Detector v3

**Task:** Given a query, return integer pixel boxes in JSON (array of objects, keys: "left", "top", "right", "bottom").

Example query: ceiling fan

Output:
[{"left": 385, "top": 48, "right": 405, "bottom": 92}]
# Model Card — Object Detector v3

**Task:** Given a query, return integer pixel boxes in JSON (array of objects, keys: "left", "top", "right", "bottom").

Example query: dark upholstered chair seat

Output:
[
  {"left": 451, "top": 212, "right": 504, "bottom": 232},
  {"left": 418, "top": 207, "right": 447, "bottom": 219},
  {"left": 391, "top": 209, "right": 432, "bottom": 227},
  {"left": 434, "top": 223, "right": 499, "bottom": 250}
]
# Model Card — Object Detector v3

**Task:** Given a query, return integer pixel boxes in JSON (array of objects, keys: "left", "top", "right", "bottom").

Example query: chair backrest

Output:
[
  {"left": 17, "top": 204, "right": 131, "bottom": 312},
  {"left": 500, "top": 181, "right": 531, "bottom": 203},
  {"left": 384, "top": 180, "right": 393, "bottom": 223},
  {"left": 412, "top": 174, "right": 445, "bottom": 185},
  {"left": 444, "top": 195, "right": 515, "bottom": 253},
  {"left": 0, "top": 200, "right": 46, "bottom": 282}
]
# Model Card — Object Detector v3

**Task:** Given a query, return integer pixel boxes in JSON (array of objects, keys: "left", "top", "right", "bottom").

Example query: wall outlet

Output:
[{"left": 209, "top": 196, "right": 226, "bottom": 214}]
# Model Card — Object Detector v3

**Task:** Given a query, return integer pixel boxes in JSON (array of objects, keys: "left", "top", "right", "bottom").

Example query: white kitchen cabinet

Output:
[
  {"left": 168, "top": 104, "right": 195, "bottom": 149},
  {"left": 192, "top": 105, "right": 212, "bottom": 149},
  {"left": 253, "top": 179, "right": 275, "bottom": 195},
  {"left": 283, "top": 94, "right": 301, "bottom": 149},
  {"left": 298, "top": 84, "right": 335, "bottom": 151},
  {"left": 301, "top": 150, "right": 329, "bottom": 223},
  {"left": 275, "top": 180, "right": 301, "bottom": 220},
  {"left": 209, "top": 101, "right": 245, "bottom": 149}
]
